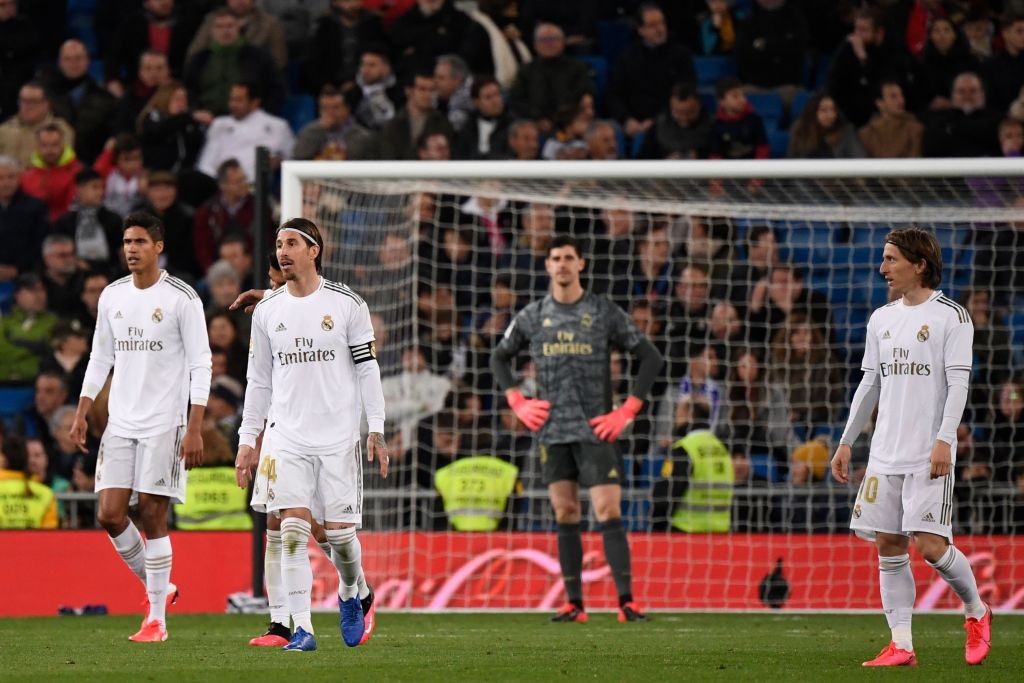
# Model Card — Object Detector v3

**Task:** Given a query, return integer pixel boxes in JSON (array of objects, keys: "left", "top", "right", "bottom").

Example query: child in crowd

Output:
[{"left": 708, "top": 77, "right": 769, "bottom": 160}]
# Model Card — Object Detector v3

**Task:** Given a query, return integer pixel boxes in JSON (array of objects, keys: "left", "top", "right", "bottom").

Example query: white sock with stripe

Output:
[
  {"left": 109, "top": 522, "right": 147, "bottom": 587},
  {"left": 927, "top": 545, "right": 986, "bottom": 619},
  {"left": 144, "top": 536, "right": 173, "bottom": 626},
  {"left": 326, "top": 527, "right": 369, "bottom": 600},
  {"left": 264, "top": 530, "right": 288, "bottom": 627},
  {"left": 280, "top": 518, "right": 314, "bottom": 634},
  {"left": 879, "top": 554, "right": 915, "bottom": 652}
]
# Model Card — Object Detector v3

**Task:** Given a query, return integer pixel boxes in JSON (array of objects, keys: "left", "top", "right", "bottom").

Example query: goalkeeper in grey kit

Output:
[{"left": 490, "top": 235, "right": 664, "bottom": 622}]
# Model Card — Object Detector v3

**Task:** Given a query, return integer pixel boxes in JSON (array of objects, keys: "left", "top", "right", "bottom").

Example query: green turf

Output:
[{"left": 0, "top": 613, "right": 1019, "bottom": 682}]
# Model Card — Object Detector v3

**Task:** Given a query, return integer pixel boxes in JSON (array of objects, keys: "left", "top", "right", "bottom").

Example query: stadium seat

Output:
[
  {"left": 789, "top": 89, "right": 812, "bottom": 122},
  {"left": 0, "top": 387, "right": 34, "bottom": 421},
  {"left": 630, "top": 131, "right": 646, "bottom": 159},
  {"left": 746, "top": 92, "right": 783, "bottom": 126},
  {"left": 0, "top": 281, "right": 13, "bottom": 314},
  {"left": 283, "top": 94, "right": 316, "bottom": 133},
  {"left": 579, "top": 55, "right": 609, "bottom": 112},
  {"left": 749, "top": 453, "right": 784, "bottom": 483},
  {"left": 693, "top": 56, "right": 736, "bottom": 86},
  {"left": 597, "top": 20, "right": 633, "bottom": 66},
  {"left": 767, "top": 128, "right": 789, "bottom": 158},
  {"left": 699, "top": 88, "right": 718, "bottom": 115},
  {"left": 1008, "top": 312, "right": 1024, "bottom": 347}
]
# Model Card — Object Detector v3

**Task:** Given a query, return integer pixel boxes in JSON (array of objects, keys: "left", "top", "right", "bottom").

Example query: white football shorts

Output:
[
  {"left": 850, "top": 466, "right": 955, "bottom": 542},
  {"left": 250, "top": 428, "right": 362, "bottom": 526},
  {"left": 95, "top": 426, "right": 187, "bottom": 505}
]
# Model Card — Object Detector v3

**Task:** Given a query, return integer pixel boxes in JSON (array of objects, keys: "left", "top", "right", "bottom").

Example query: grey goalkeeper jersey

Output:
[{"left": 494, "top": 292, "right": 645, "bottom": 445}]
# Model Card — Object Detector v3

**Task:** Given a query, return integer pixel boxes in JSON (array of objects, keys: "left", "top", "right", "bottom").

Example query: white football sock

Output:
[
  {"left": 280, "top": 518, "right": 314, "bottom": 634},
  {"left": 927, "top": 545, "right": 986, "bottom": 619},
  {"left": 317, "top": 540, "right": 332, "bottom": 561},
  {"left": 326, "top": 527, "right": 368, "bottom": 600},
  {"left": 109, "top": 522, "right": 147, "bottom": 587},
  {"left": 144, "top": 536, "right": 173, "bottom": 626},
  {"left": 879, "top": 554, "right": 915, "bottom": 652},
  {"left": 264, "top": 530, "right": 288, "bottom": 627}
]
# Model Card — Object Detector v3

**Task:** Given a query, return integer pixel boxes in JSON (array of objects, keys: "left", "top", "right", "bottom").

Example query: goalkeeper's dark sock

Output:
[
  {"left": 557, "top": 522, "right": 584, "bottom": 607},
  {"left": 600, "top": 518, "right": 633, "bottom": 603}
]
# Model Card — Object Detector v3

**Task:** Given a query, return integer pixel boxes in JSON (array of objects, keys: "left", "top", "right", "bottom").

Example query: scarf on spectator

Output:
[
  {"left": 466, "top": 8, "right": 531, "bottom": 89},
  {"left": 74, "top": 206, "right": 110, "bottom": 262}
]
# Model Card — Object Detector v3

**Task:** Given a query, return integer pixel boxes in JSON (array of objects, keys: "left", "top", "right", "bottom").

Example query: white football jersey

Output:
[
  {"left": 861, "top": 290, "right": 973, "bottom": 474},
  {"left": 240, "top": 277, "right": 377, "bottom": 455},
  {"left": 82, "top": 271, "right": 212, "bottom": 439}
]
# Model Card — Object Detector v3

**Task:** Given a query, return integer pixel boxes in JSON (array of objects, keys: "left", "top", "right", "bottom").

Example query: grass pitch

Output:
[{"left": 0, "top": 613, "right": 1020, "bottom": 682}]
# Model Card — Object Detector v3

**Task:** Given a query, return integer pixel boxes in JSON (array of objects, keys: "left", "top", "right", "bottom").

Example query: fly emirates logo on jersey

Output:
[
  {"left": 542, "top": 329, "right": 593, "bottom": 357},
  {"left": 277, "top": 336, "right": 337, "bottom": 366},
  {"left": 879, "top": 345, "right": 932, "bottom": 378},
  {"left": 114, "top": 326, "right": 165, "bottom": 352}
]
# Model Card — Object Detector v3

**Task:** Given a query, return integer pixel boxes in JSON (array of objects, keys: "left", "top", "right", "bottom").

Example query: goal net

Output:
[{"left": 281, "top": 159, "right": 1024, "bottom": 612}]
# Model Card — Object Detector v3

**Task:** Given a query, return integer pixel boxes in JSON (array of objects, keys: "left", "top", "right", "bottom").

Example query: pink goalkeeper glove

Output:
[
  {"left": 589, "top": 396, "right": 644, "bottom": 442},
  {"left": 507, "top": 389, "right": 551, "bottom": 432}
]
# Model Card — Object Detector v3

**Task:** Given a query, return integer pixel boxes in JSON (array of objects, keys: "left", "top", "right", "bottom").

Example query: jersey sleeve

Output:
[
  {"left": 346, "top": 300, "right": 386, "bottom": 433},
  {"left": 943, "top": 312, "right": 974, "bottom": 373},
  {"left": 347, "top": 300, "right": 376, "bottom": 364},
  {"left": 179, "top": 296, "right": 213, "bottom": 407},
  {"left": 489, "top": 308, "right": 533, "bottom": 392},
  {"left": 860, "top": 312, "right": 880, "bottom": 373},
  {"left": 606, "top": 299, "right": 645, "bottom": 351},
  {"left": 81, "top": 289, "right": 115, "bottom": 399},
  {"left": 239, "top": 306, "right": 273, "bottom": 449}
]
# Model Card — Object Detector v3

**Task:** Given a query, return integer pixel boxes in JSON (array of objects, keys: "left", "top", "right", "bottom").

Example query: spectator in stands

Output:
[
  {"left": 204, "top": 261, "right": 245, "bottom": 319},
  {"left": 699, "top": 0, "right": 741, "bottom": 56},
  {"left": 459, "top": 186, "right": 515, "bottom": 253},
  {"left": 587, "top": 205, "right": 639, "bottom": 305},
  {"left": 1002, "top": 117, "right": 1023, "bottom": 156},
  {"left": 105, "top": 0, "right": 199, "bottom": 97},
  {"left": 38, "top": 234, "right": 82, "bottom": 318},
  {"left": 991, "top": 378, "right": 1024, "bottom": 488},
  {"left": 0, "top": 0, "right": 38, "bottom": 122},
  {"left": 658, "top": 344, "right": 723, "bottom": 449},
  {"left": 787, "top": 93, "right": 866, "bottom": 159},
  {"left": 985, "top": 12, "right": 1024, "bottom": 115},
  {"left": 391, "top": 0, "right": 473, "bottom": 76},
  {"left": 735, "top": 0, "right": 808, "bottom": 90},
  {"left": 204, "top": 375, "right": 243, "bottom": 453},
  {"left": 455, "top": 76, "right": 512, "bottom": 159},
  {"left": 858, "top": 80, "right": 924, "bottom": 158},
  {"left": 39, "top": 322, "right": 88, "bottom": 399},
  {"left": 349, "top": 44, "right": 404, "bottom": 130},
  {"left": 540, "top": 103, "right": 589, "bottom": 160},
  {"left": 707, "top": 299, "right": 745, "bottom": 362},
  {"left": 294, "top": 85, "right": 376, "bottom": 161},
  {"left": 505, "top": 119, "right": 540, "bottom": 160},
  {"left": 307, "top": 0, "right": 387, "bottom": 94},
  {"left": 193, "top": 159, "right": 254, "bottom": 273},
  {"left": 0, "top": 82, "right": 75, "bottom": 167},
  {"left": 188, "top": 0, "right": 287, "bottom": 69},
  {"left": 585, "top": 120, "right": 620, "bottom": 160},
  {"left": 53, "top": 169, "right": 122, "bottom": 275},
  {"left": 960, "top": 287, "right": 1013, "bottom": 424},
  {"left": 963, "top": 8, "right": 996, "bottom": 61},
  {"left": 43, "top": 40, "right": 116, "bottom": 165},
  {"left": 666, "top": 264, "right": 712, "bottom": 382},
  {"left": 462, "top": 0, "right": 532, "bottom": 89},
  {"left": 728, "top": 224, "right": 778, "bottom": 306},
  {"left": 0, "top": 155, "right": 48, "bottom": 280},
  {"left": 639, "top": 82, "right": 713, "bottom": 160},
  {"left": 425, "top": 226, "right": 492, "bottom": 318},
  {"left": 380, "top": 71, "right": 454, "bottom": 160},
  {"left": 70, "top": 270, "right": 107, "bottom": 335},
  {"left": 182, "top": 9, "right": 284, "bottom": 116},
  {"left": 434, "top": 54, "right": 474, "bottom": 133},
  {"left": 416, "top": 130, "right": 452, "bottom": 161},
  {"left": 923, "top": 71, "right": 1001, "bottom": 157},
  {"left": 97, "top": 135, "right": 145, "bottom": 219},
  {"left": 517, "top": 0, "right": 598, "bottom": 52},
  {"left": 19, "top": 124, "right": 82, "bottom": 223},
  {"left": 25, "top": 437, "right": 70, "bottom": 507},
  {"left": 382, "top": 346, "right": 452, "bottom": 446},
  {"left": 507, "top": 202, "right": 555, "bottom": 300},
  {"left": 468, "top": 273, "right": 517, "bottom": 381},
  {"left": 24, "top": 370, "right": 67, "bottom": 455},
  {"left": 142, "top": 172, "right": 200, "bottom": 280},
  {"left": 767, "top": 310, "right": 843, "bottom": 441},
  {"left": 0, "top": 274, "right": 57, "bottom": 382},
  {"left": 509, "top": 22, "right": 592, "bottom": 134},
  {"left": 206, "top": 308, "right": 247, "bottom": 383},
  {"left": 197, "top": 81, "right": 294, "bottom": 182},
  {"left": 828, "top": 7, "right": 921, "bottom": 128},
  {"left": 678, "top": 215, "right": 735, "bottom": 300},
  {"left": 218, "top": 233, "right": 254, "bottom": 291},
  {"left": 746, "top": 263, "right": 831, "bottom": 349},
  {"left": 137, "top": 81, "right": 209, "bottom": 173},
  {"left": 114, "top": 51, "right": 172, "bottom": 135},
  {"left": 48, "top": 405, "right": 82, "bottom": 482},
  {"left": 610, "top": 3, "right": 695, "bottom": 140},
  {"left": 0, "top": 435, "right": 58, "bottom": 529},
  {"left": 708, "top": 77, "right": 769, "bottom": 160},
  {"left": 919, "top": 16, "right": 979, "bottom": 113},
  {"left": 630, "top": 222, "right": 673, "bottom": 303}
]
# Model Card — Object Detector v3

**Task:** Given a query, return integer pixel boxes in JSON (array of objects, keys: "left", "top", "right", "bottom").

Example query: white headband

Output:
[{"left": 277, "top": 226, "right": 318, "bottom": 246}]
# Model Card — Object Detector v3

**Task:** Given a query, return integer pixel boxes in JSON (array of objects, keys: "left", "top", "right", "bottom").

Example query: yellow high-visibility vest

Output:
[
  {"left": 669, "top": 431, "right": 734, "bottom": 533},
  {"left": 434, "top": 456, "right": 519, "bottom": 532},
  {"left": 174, "top": 467, "right": 253, "bottom": 530},
  {"left": 0, "top": 470, "right": 58, "bottom": 529}
]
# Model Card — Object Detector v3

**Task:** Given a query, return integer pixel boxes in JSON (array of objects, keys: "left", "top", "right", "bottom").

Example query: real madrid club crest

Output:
[
  {"left": 370, "top": 342, "right": 377, "bottom": 359},
  {"left": 917, "top": 324, "right": 930, "bottom": 342},
  {"left": 853, "top": 504, "right": 862, "bottom": 519},
  {"left": 321, "top": 314, "right": 334, "bottom": 331},
  {"left": 581, "top": 313, "right": 593, "bottom": 328},
  {"left": 152, "top": 307, "right": 163, "bottom": 323}
]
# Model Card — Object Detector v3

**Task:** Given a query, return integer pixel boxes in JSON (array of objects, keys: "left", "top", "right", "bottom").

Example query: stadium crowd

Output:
[{"left": 0, "top": 0, "right": 1023, "bottom": 532}]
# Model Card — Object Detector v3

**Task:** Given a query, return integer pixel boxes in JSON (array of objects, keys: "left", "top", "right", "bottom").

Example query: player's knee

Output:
[
  {"left": 912, "top": 533, "right": 948, "bottom": 563},
  {"left": 96, "top": 507, "right": 128, "bottom": 533}
]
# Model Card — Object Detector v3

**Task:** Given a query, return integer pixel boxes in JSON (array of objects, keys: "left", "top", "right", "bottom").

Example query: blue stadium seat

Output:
[
  {"left": 283, "top": 94, "right": 316, "bottom": 133},
  {"left": 693, "top": 56, "right": 736, "bottom": 86},
  {"left": 699, "top": 88, "right": 718, "bottom": 115},
  {"left": 88, "top": 59, "right": 104, "bottom": 84},
  {"left": 629, "top": 130, "right": 646, "bottom": 158},
  {"left": 0, "top": 387, "right": 34, "bottom": 420},
  {"left": 746, "top": 91, "right": 783, "bottom": 126},
  {"left": 767, "top": 128, "right": 789, "bottom": 158},
  {"left": 790, "top": 89, "right": 812, "bottom": 121},
  {"left": 1008, "top": 312, "right": 1024, "bottom": 347},
  {"left": 597, "top": 20, "right": 633, "bottom": 67},
  {"left": 749, "top": 453, "right": 784, "bottom": 483},
  {"left": 0, "top": 281, "right": 13, "bottom": 314},
  {"left": 579, "top": 55, "right": 608, "bottom": 112}
]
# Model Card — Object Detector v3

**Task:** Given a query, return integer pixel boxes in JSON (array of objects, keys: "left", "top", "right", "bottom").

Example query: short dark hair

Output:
[
  {"left": 220, "top": 232, "right": 250, "bottom": 255},
  {"left": 216, "top": 158, "right": 243, "bottom": 183},
  {"left": 277, "top": 217, "right": 324, "bottom": 273},
  {"left": 854, "top": 7, "right": 884, "bottom": 29},
  {"left": 75, "top": 168, "right": 102, "bottom": 185},
  {"left": 884, "top": 227, "right": 942, "bottom": 289},
  {"left": 231, "top": 80, "right": 261, "bottom": 102},
  {"left": 360, "top": 42, "right": 391, "bottom": 61},
  {"left": 471, "top": 75, "right": 501, "bottom": 100},
  {"left": 122, "top": 211, "right": 165, "bottom": 242},
  {"left": 875, "top": 79, "right": 903, "bottom": 100},
  {"left": 1, "top": 435, "right": 28, "bottom": 473},
  {"left": 268, "top": 251, "right": 281, "bottom": 271},
  {"left": 670, "top": 81, "right": 698, "bottom": 102},
  {"left": 36, "top": 368, "right": 69, "bottom": 392},
  {"left": 112, "top": 133, "right": 141, "bottom": 160},
  {"left": 547, "top": 234, "right": 581, "bottom": 258},
  {"left": 715, "top": 77, "right": 743, "bottom": 100},
  {"left": 416, "top": 130, "right": 449, "bottom": 152},
  {"left": 1000, "top": 11, "right": 1024, "bottom": 29},
  {"left": 35, "top": 122, "right": 64, "bottom": 140},
  {"left": 747, "top": 224, "right": 775, "bottom": 247},
  {"left": 147, "top": 170, "right": 177, "bottom": 187}
]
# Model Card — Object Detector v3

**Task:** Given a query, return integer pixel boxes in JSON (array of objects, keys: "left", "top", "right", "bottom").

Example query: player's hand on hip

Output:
[
  {"left": 235, "top": 445, "right": 256, "bottom": 488},
  {"left": 507, "top": 389, "right": 551, "bottom": 432},
  {"left": 929, "top": 440, "right": 952, "bottom": 479},
  {"left": 180, "top": 428, "right": 204, "bottom": 470},
  {"left": 830, "top": 444, "right": 852, "bottom": 484},
  {"left": 367, "top": 432, "right": 389, "bottom": 479},
  {"left": 229, "top": 288, "right": 265, "bottom": 314},
  {"left": 588, "top": 396, "right": 643, "bottom": 443},
  {"left": 69, "top": 413, "right": 89, "bottom": 453}
]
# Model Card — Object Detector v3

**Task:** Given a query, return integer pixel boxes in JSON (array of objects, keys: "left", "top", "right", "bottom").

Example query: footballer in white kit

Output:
[
  {"left": 832, "top": 228, "right": 991, "bottom": 668},
  {"left": 71, "top": 212, "right": 212, "bottom": 644},
  {"left": 236, "top": 218, "right": 387, "bottom": 653}
]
